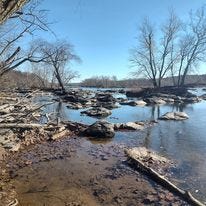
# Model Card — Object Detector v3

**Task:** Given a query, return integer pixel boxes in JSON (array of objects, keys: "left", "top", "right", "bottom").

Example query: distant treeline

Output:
[
  {"left": 0, "top": 70, "right": 45, "bottom": 90},
  {"left": 1, "top": 72, "right": 206, "bottom": 90},
  {"left": 79, "top": 75, "right": 206, "bottom": 88}
]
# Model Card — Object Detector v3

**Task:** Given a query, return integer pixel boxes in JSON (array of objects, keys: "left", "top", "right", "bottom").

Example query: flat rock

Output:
[
  {"left": 159, "top": 112, "right": 189, "bottom": 120},
  {"left": 114, "top": 122, "right": 144, "bottom": 130},
  {"left": 144, "top": 97, "right": 166, "bottom": 105},
  {"left": 67, "top": 103, "right": 83, "bottom": 110},
  {"left": 120, "top": 100, "right": 147, "bottom": 106},
  {"left": 81, "top": 107, "right": 111, "bottom": 117}
]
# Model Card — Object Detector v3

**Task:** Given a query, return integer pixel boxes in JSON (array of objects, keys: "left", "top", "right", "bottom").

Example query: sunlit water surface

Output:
[{"left": 16, "top": 87, "right": 206, "bottom": 203}]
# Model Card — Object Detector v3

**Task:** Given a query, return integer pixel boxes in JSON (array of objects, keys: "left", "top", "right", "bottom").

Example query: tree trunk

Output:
[
  {"left": 54, "top": 67, "right": 65, "bottom": 93},
  {"left": 0, "top": 0, "right": 28, "bottom": 24}
]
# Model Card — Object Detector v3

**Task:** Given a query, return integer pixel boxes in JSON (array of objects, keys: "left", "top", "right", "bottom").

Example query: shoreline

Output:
[{"left": 0, "top": 87, "right": 205, "bottom": 205}]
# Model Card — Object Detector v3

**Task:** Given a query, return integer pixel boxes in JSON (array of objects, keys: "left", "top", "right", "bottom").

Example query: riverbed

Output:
[{"left": 9, "top": 87, "right": 206, "bottom": 205}]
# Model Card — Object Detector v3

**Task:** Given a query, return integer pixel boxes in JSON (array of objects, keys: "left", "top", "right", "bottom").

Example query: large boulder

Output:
[
  {"left": 95, "top": 93, "right": 116, "bottom": 102},
  {"left": 159, "top": 112, "right": 189, "bottom": 120},
  {"left": 81, "top": 107, "right": 111, "bottom": 117},
  {"left": 84, "top": 121, "right": 115, "bottom": 138}
]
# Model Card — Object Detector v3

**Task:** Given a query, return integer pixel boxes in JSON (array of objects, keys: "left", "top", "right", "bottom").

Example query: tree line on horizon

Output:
[{"left": 0, "top": 1, "right": 206, "bottom": 92}]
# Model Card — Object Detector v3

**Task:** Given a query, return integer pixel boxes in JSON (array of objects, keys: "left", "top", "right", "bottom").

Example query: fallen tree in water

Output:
[{"left": 125, "top": 147, "right": 205, "bottom": 206}]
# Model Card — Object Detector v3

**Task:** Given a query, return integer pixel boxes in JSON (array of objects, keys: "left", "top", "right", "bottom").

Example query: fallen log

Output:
[
  {"left": 19, "top": 102, "right": 54, "bottom": 118},
  {"left": 125, "top": 148, "right": 205, "bottom": 206},
  {"left": 0, "top": 97, "right": 18, "bottom": 101},
  {"left": 0, "top": 123, "right": 42, "bottom": 129}
]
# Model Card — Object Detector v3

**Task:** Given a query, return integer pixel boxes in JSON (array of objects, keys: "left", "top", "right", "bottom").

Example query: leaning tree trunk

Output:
[
  {"left": 54, "top": 67, "right": 66, "bottom": 93},
  {"left": 0, "top": 0, "right": 28, "bottom": 24}
]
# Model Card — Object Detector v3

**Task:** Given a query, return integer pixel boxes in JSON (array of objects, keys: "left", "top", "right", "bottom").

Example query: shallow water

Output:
[{"left": 13, "top": 88, "right": 206, "bottom": 204}]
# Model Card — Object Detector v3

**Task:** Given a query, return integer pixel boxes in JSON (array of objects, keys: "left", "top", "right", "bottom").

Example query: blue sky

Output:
[{"left": 32, "top": 0, "right": 206, "bottom": 81}]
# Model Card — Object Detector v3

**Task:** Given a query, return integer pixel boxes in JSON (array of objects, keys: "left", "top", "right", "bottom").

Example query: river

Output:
[{"left": 11, "top": 87, "right": 206, "bottom": 205}]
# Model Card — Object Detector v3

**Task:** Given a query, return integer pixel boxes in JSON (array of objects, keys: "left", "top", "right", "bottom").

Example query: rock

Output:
[
  {"left": 116, "top": 97, "right": 127, "bottom": 103},
  {"left": 96, "top": 93, "right": 116, "bottom": 102},
  {"left": 84, "top": 121, "right": 115, "bottom": 138},
  {"left": 118, "top": 89, "right": 125, "bottom": 94},
  {"left": 62, "top": 94, "right": 88, "bottom": 104},
  {"left": 161, "top": 98, "right": 175, "bottom": 103},
  {"left": 114, "top": 122, "right": 144, "bottom": 130},
  {"left": 3, "top": 142, "right": 20, "bottom": 152},
  {"left": 81, "top": 107, "right": 112, "bottom": 117},
  {"left": 120, "top": 100, "right": 147, "bottom": 106},
  {"left": 182, "top": 97, "right": 200, "bottom": 103},
  {"left": 144, "top": 97, "right": 166, "bottom": 105},
  {"left": 159, "top": 112, "right": 189, "bottom": 120},
  {"left": 67, "top": 103, "right": 83, "bottom": 110},
  {"left": 200, "top": 94, "right": 206, "bottom": 100},
  {"left": 95, "top": 101, "right": 118, "bottom": 109}
]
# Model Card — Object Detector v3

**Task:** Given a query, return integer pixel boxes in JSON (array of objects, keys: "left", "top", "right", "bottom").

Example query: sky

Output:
[{"left": 31, "top": 0, "right": 206, "bottom": 81}]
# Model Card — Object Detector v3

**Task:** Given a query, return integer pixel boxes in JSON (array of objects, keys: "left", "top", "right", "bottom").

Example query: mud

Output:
[{"left": 5, "top": 136, "right": 188, "bottom": 206}]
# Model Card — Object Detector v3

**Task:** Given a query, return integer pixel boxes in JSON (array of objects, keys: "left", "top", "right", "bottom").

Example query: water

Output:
[{"left": 13, "top": 88, "right": 206, "bottom": 204}]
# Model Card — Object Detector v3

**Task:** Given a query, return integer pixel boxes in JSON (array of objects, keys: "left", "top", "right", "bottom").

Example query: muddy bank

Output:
[{"left": 6, "top": 136, "right": 188, "bottom": 206}]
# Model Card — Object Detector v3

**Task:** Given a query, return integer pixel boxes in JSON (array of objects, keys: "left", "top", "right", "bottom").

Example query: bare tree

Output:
[
  {"left": 157, "top": 11, "right": 181, "bottom": 87},
  {"left": 0, "top": 0, "right": 28, "bottom": 24},
  {"left": 177, "top": 6, "right": 206, "bottom": 87},
  {"left": 130, "top": 11, "right": 181, "bottom": 88},
  {"left": 131, "top": 6, "right": 206, "bottom": 88},
  {"left": 0, "top": 0, "right": 49, "bottom": 77},
  {"left": 35, "top": 40, "right": 80, "bottom": 93},
  {"left": 130, "top": 18, "right": 158, "bottom": 87}
]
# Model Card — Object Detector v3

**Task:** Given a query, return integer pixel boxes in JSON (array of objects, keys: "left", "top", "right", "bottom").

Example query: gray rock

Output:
[
  {"left": 144, "top": 97, "right": 166, "bottom": 105},
  {"left": 159, "top": 112, "right": 189, "bottom": 120},
  {"left": 95, "top": 93, "right": 116, "bottom": 102},
  {"left": 120, "top": 100, "right": 147, "bottom": 106},
  {"left": 67, "top": 103, "right": 83, "bottom": 110},
  {"left": 95, "top": 101, "right": 118, "bottom": 109},
  {"left": 81, "top": 107, "right": 112, "bottom": 117},
  {"left": 84, "top": 121, "right": 115, "bottom": 138},
  {"left": 182, "top": 97, "right": 201, "bottom": 103},
  {"left": 114, "top": 122, "right": 144, "bottom": 130}
]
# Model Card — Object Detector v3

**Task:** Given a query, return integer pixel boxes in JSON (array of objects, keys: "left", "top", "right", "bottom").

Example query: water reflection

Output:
[{"left": 37, "top": 93, "right": 206, "bottom": 201}]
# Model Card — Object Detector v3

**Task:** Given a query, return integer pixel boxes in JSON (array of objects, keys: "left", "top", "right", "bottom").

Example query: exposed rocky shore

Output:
[{"left": 0, "top": 86, "right": 205, "bottom": 205}]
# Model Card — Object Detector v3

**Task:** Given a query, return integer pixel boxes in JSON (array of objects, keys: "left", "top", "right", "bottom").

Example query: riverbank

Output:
[{"left": 1, "top": 87, "right": 206, "bottom": 205}]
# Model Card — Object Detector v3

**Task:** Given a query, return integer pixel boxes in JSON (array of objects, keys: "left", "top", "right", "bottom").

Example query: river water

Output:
[{"left": 11, "top": 87, "right": 206, "bottom": 205}]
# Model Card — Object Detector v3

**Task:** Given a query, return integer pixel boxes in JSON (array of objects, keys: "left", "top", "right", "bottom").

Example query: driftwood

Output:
[
  {"left": 19, "top": 102, "right": 54, "bottom": 118},
  {"left": 0, "top": 123, "right": 42, "bottom": 129},
  {"left": 125, "top": 149, "right": 205, "bottom": 206},
  {"left": 0, "top": 97, "right": 18, "bottom": 101},
  {"left": 51, "top": 129, "right": 69, "bottom": 140},
  {"left": 7, "top": 198, "right": 19, "bottom": 206}
]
